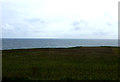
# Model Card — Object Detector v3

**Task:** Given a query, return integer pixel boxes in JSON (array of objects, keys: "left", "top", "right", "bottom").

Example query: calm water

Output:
[{"left": 1, "top": 39, "right": 118, "bottom": 50}]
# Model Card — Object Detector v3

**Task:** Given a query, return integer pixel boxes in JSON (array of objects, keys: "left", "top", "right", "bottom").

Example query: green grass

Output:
[{"left": 2, "top": 47, "right": 119, "bottom": 81}]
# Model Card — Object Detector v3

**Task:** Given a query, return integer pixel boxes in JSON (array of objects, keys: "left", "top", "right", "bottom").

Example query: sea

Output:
[{"left": 1, "top": 39, "right": 118, "bottom": 50}]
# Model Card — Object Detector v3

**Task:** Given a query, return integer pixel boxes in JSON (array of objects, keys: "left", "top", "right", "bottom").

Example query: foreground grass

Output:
[{"left": 2, "top": 47, "right": 119, "bottom": 80}]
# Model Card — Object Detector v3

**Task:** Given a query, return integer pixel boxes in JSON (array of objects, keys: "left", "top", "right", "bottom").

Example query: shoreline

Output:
[{"left": 1, "top": 46, "right": 119, "bottom": 51}]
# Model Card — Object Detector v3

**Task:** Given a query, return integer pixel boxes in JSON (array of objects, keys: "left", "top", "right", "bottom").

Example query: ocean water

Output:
[{"left": 1, "top": 39, "right": 118, "bottom": 50}]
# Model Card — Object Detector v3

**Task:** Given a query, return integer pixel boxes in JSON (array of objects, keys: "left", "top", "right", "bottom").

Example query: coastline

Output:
[{"left": 1, "top": 46, "right": 119, "bottom": 51}]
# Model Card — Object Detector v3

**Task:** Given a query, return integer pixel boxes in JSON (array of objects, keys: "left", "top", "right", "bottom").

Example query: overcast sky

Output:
[{"left": 1, "top": 0, "right": 119, "bottom": 39}]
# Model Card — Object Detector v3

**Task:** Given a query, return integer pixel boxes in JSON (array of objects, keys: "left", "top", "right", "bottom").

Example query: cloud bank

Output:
[{"left": 1, "top": 0, "right": 119, "bottom": 39}]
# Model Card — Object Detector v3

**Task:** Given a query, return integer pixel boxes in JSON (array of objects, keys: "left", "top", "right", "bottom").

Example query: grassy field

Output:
[{"left": 2, "top": 47, "right": 119, "bottom": 81}]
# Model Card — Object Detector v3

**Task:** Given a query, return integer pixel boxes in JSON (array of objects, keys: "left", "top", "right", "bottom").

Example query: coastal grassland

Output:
[{"left": 2, "top": 47, "right": 119, "bottom": 80}]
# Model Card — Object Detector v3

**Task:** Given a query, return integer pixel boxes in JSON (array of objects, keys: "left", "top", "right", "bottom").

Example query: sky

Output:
[{"left": 1, "top": 0, "right": 119, "bottom": 39}]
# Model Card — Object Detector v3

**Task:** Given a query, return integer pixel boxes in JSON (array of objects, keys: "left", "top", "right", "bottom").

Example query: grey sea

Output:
[{"left": 1, "top": 39, "right": 118, "bottom": 50}]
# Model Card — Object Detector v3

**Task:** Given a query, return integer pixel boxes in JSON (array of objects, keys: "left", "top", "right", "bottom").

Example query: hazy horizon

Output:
[{"left": 1, "top": 38, "right": 118, "bottom": 40}]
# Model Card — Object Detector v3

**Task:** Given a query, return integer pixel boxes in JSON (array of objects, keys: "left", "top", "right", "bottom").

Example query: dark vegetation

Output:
[{"left": 2, "top": 47, "right": 119, "bottom": 81}]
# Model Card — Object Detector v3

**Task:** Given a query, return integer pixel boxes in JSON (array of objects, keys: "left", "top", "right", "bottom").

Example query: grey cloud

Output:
[
  {"left": 24, "top": 18, "right": 47, "bottom": 31},
  {"left": 92, "top": 30, "right": 108, "bottom": 36},
  {"left": 72, "top": 20, "right": 88, "bottom": 30},
  {"left": 2, "top": 25, "right": 28, "bottom": 38},
  {"left": 2, "top": 24, "right": 14, "bottom": 30},
  {"left": 106, "top": 22, "right": 112, "bottom": 26}
]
